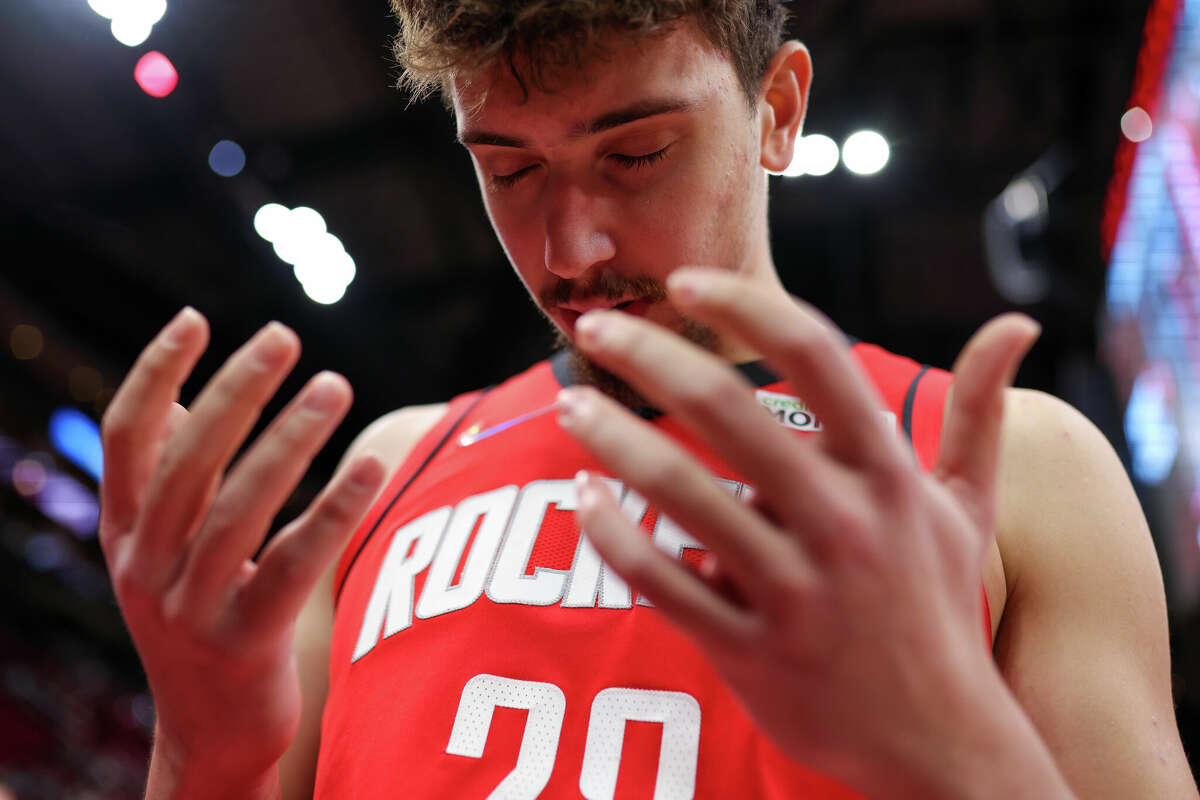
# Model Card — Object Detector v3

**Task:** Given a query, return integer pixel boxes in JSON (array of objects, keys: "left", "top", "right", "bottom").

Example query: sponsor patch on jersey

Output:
[
  {"left": 756, "top": 389, "right": 823, "bottom": 431},
  {"left": 756, "top": 389, "right": 898, "bottom": 433}
]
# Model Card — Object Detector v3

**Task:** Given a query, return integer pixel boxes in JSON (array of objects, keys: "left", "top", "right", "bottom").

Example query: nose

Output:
[{"left": 543, "top": 178, "right": 616, "bottom": 279}]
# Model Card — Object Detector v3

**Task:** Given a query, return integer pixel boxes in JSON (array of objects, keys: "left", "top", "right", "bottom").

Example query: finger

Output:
[
  {"left": 936, "top": 313, "right": 1040, "bottom": 532},
  {"left": 571, "top": 310, "right": 843, "bottom": 521},
  {"left": 664, "top": 269, "right": 905, "bottom": 468},
  {"left": 575, "top": 470, "right": 756, "bottom": 647},
  {"left": 136, "top": 322, "right": 301, "bottom": 572},
  {"left": 557, "top": 385, "right": 805, "bottom": 607},
  {"left": 180, "top": 371, "right": 354, "bottom": 602},
  {"left": 240, "top": 453, "right": 386, "bottom": 637},
  {"left": 100, "top": 308, "right": 209, "bottom": 539},
  {"left": 161, "top": 402, "right": 190, "bottom": 446}
]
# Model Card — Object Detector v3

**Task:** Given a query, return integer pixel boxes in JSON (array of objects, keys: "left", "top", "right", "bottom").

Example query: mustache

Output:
[{"left": 539, "top": 272, "right": 667, "bottom": 308}]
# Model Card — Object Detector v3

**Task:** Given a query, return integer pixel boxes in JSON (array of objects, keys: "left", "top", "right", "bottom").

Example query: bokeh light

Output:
[
  {"left": 1002, "top": 176, "right": 1047, "bottom": 223},
  {"left": 13, "top": 458, "right": 47, "bottom": 497},
  {"left": 781, "top": 134, "right": 840, "bottom": 177},
  {"left": 254, "top": 204, "right": 356, "bottom": 304},
  {"left": 110, "top": 16, "right": 152, "bottom": 47},
  {"left": 842, "top": 130, "right": 891, "bottom": 176},
  {"left": 25, "top": 533, "right": 70, "bottom": 572},
  {"left": 1121, "top": 106, "right": 1154, "bottom": 143},
  {"left": 253, "top": 203, "right": 292, "bottom": 242},
  {"left": 133, "top": 51, "right": 178, "bottom": 98},
  {"left": 10, "top": 324, "right": 43, "bottom": 360},
  {"left": 208, "top": 139, "right": 246, "bottom": 177},
  {"left": 50, "top": 408, "right": 104, "bottom": 482},
  {"left": 89, "top": 0, "right": 168, "bottom": 47},
  {"left": 36, "top": 473, "right": 100, "bottom": 537}
]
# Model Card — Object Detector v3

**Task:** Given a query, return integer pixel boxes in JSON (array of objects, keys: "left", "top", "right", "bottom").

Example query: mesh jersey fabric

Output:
[{"left": 316, "top": 343, "right": 978, "bottom": 799}]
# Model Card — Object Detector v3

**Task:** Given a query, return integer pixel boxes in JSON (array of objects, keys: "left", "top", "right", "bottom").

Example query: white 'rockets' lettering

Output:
[
  {"left": 561, "top": 478, "right": 631, "bottom": 609},
  {"left": 488, "top": 480, "right": 576, "bottom": 606},
  {"left": 352, "top": 477, "right": 747, "bottom": 663},
  {"left": 352, "top": 505, "right": 449, "bottom": 661},
  {"left": 417, "top": 485, "right": 518, "bottom": 621}
]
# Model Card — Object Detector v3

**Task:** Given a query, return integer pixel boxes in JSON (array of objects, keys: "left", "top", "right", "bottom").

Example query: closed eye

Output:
[
  {"left": 491, "top": 165, "right": 537, "bottom": 189},
  {"left": 609, "top": 146, "right": 670, "bottom": 169},
  {"left": 489, "top": 146, "right": 671, "bottom": 190}
]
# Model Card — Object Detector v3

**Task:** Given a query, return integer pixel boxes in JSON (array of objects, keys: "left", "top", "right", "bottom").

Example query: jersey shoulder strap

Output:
[
  {"left": 330, "top": 357, "right": 560, "bottom": 605},
  {"left": 332, "top": 388, "right": 488, "bottom": 607},
  {"left": 852, "top": 341, "right": 952, "bottom": 471}
]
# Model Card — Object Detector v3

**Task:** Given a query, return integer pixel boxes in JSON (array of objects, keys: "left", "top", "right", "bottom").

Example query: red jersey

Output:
[{"left": 317, "top": 344, "right": 974, "bottom": 799}]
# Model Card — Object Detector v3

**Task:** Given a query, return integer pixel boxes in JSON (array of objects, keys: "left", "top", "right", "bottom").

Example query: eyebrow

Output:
[{"left": 458, "top": 97, "right": 698, "bottom": 148}]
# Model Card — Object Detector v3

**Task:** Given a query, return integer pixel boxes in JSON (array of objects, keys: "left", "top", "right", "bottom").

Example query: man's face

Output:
[{"left": 452, "top": 20, "right": 771, "bottom": 367}]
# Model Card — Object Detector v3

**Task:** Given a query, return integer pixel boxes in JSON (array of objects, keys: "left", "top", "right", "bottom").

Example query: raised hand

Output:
[
  {"left": 98, "top": 309, "right": 384, "bottom": 792},
  {"left": 556, "top": 269, "right": 1071, "bottom": 798}
]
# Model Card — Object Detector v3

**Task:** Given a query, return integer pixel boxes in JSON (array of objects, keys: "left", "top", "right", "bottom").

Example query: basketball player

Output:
[{"left": 98, "top": 2, "right": 1198, "bottom": 798}]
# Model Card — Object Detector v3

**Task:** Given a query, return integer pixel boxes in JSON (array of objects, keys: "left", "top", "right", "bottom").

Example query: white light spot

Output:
[
  {"left": 782, "top": 134, "right": 839, "bottom": 177},
  {"left": 87, "top": 0, "right": 120, "bottom": 20},
  {"left": 1002, "top": 176, "right": 1047, "bottom": 223},
  {"left": 253, "top": 203, "right": 291, "bottom": 243},
  {"left": 297, "top": 270, "right": 348, "bottom": 305},
  {"left": 289, "top": 206, "right": 326, "bottom": 235},
  {"left": 1121, "top": 107, "right": 1153, "bottom": 143},
  {"left": 842, "top": 130, "right": 890, "bottom": 176},
  {"left": 256, "top": 204, "right": 353, "bottom": 304},
  {"left": 110, "top": 15, "right": 152, "bottom": 47},
  {"left": 119, "top": 0, "right": 167, "bottom": 26}
]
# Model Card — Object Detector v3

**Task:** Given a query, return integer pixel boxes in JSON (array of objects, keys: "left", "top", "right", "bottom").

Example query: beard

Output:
[{"left": 539, "top": 272, "right": 721, "bottom": 410}]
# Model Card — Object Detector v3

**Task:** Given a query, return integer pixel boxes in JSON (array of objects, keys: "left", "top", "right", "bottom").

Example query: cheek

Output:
[{"left": 481, "top": 196, "right": 545, "bottom": 290}]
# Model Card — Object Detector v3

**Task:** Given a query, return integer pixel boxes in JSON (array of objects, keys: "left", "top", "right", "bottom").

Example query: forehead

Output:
[{"left": 451, "top": 20, "right": 742, "bottom": 139}]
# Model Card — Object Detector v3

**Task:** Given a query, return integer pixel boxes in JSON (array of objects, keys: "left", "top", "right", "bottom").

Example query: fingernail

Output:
[
  {"left": 667, "top": 270, "right": 710, "bottom": 302},
  {"left": 574, "top": 469, "right": 595, "bottom": 504},
  {"left": 349, "top": 452, "right": 384, "bottom": 489},
  {"left": 556, "top": 388, "right": 591, "bottom": 429},
  {"left": 304, "top": 372, "right": 345, "bottom": 413},
  {"left": 165, "top": 306, "right": 199, "bottom": 345},
  {"left": 575, "top": 312, "right": 610, "bottom": 347},
  {"left": 255, "top": 322, "right": 294, "bottom": 367}
]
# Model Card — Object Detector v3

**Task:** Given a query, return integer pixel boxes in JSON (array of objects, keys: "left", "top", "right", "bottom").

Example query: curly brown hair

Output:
[{"left": 390, "top": 0, "right": 789, "bottom": 108}]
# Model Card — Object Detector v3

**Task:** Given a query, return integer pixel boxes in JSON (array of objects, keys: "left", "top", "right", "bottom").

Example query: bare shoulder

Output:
[
  {"left": 994, "top": 387, "right": 1155, "bottom": 589},
  {"left": 340, "top": 402, "right": 451, "bottom": 480},
  {"left": 990, "top": 389, "right": 1195, "bottom": 798}
]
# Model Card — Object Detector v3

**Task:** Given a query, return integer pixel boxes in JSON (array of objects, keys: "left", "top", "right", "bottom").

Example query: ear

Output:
[{"left": 758, "top": 42, "right": 813, "bottom": 173}]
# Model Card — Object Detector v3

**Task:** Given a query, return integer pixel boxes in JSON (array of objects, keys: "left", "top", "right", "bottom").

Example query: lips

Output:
[{"left": 556, "top": 298, "right": 652, "bottom": 336}]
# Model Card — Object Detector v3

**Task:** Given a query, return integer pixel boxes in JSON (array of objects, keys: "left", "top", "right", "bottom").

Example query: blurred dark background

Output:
[{"left": 3, "top": 0, "right": 1198, "bottom": 795}]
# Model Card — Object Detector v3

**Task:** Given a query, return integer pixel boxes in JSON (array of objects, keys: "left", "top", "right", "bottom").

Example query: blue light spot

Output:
[
  {"left": 49, "top": 407, "right": 102, "bottom": 481},
  {"left": 1123, "top": 370, "right": 1179, "bottom": 485},
  {"left": 208, "top": 139, "right": 246, "bottom": 177}
]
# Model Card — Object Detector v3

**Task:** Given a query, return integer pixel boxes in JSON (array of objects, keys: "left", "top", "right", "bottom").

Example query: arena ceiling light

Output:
[
  {"left": 842, "top": 130, "right": 891, "bottom": 176},
  {"left": 87, "top": 0, "right": 167, "bottom": 47},
  {"left": 254, "top": 204, "right": 357, "bottom": 305},
  {"left": 780, "top": 134, "right": 840, "bottom": 177}
]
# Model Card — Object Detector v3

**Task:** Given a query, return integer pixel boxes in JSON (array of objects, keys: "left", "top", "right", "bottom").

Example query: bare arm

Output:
[
  {"left": 277, "top": 404, "right": 447, "bottom": 800},
  {"left": 994, "top": 389, "right": 1197, "bottom": 798}
]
